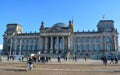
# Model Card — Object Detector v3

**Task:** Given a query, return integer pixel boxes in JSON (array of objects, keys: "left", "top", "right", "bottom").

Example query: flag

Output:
[{"left": 102, "top": 15, "right": 105, "bottom": 19}]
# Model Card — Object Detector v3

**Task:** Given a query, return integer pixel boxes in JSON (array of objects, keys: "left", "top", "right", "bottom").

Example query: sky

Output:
[{"left": 0, "top": 0, "right": 120, "bottom": 46}]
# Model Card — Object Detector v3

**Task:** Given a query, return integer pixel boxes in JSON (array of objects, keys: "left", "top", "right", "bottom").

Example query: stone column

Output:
[
  {"left": 88, "top": 37, "right": 91, "bottom": 52},
  {"left": 40, "top": 37, "right": 43, "bottom": 50},
  {"left": 45, "top": 37, "right": 48, "bottom": 53},
  {"left": 116, "top": 36, "right": 119, "bottom": 51},
  {"left": 55, "top": 36, "right": 59, "bottom": 53},
  {"left": 57, "top": 36, "right": 59, "bottom": 50},
  {"left": 103, "top": 35, "right": 106, "bottom": 54},
  {"left": 116, "top": 36, "right": 118, "bottom": 50},
  {"left": 68, "top": 36, "right": 70, "bottom": 50},
  {"left": 62, "top": 36, "right": 64, "bottom": 53},
  {"left": 114, "top": 35, "right": 118, "bottom": 51},
  {"left": 14, "top": 37, "right": 17, "bottom": 55},
  {"left": 50, "top": 37, "right": 53, "bottom": 53},
  {"left": 62, "top": 36, "right": 64, "bottom": 50},
  {"left": 100, "top": 36, "right": 103, "bottom": 52},
  {"left": 112, "top": 35, "right": 114, "bottom": 51}
]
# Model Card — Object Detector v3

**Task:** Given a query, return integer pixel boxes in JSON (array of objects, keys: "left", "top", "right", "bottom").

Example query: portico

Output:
[{"left": 40, "top": 33, "right": 71, "bottom": 53}]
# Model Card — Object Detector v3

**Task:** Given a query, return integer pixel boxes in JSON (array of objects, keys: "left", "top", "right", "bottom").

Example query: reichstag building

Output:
[{"left": 3, "top": 20, "right": 119, "bottom": 57}]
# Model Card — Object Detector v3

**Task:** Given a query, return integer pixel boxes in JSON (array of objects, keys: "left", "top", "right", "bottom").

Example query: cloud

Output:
[{"left": 0, "top": 45, "right": 3, "bottom": 49}]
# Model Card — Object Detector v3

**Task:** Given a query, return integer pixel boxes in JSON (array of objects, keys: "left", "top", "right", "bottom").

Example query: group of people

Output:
[
  {"left": 101, "top": 56, "right": 119, "bottom": 66},
  {"left": 26, "top": 55, "right": 51, "bottom": 71},
  {"left": 110, "top": 56, "right": 118, "bottom": 64},
  {"left": 38, "top": 56, "right": 51, "bottom": 63}
]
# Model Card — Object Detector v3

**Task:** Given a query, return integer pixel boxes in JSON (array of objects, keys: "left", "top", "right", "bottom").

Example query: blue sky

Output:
[{"left": 0, "top": 0, "right": 120, "bottom": 46}]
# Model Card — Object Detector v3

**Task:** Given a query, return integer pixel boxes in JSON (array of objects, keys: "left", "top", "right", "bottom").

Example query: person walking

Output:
[
  {"left": 114, "top": 56, "right": 118, "bottom": 64},
  {"left": 0, "top": 55, "right": 2, "bottom": 62},
  {"left": 110, "top": 56, "right": 114, "bottom": 64},
  {"left": 58, "top": 56, "right": 61, "bottom": 62},
  {"left": 84, "top": 56, "right": 87, "bottom": 61},
  {"left": 74, "top": 56, "right": 77, "bottom": 61},
  {"left": 103, "top": 56, "right": 107, "bottom": 66},
  {"left": 27, "top": 57, "right": 33, "bottom": 71}
]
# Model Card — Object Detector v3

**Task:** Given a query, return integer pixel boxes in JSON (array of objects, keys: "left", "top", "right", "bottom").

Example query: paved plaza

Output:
[{"left": 0, "top": 58, "right": 120, "bottom": 75}]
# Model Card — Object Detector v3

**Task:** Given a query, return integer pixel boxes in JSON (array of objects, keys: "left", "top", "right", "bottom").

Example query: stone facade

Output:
[{"left": 3, "top": 20, "right": 119, "bottom": 57}]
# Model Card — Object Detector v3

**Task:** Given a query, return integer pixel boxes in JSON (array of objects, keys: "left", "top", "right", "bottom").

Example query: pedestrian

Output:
[
  {"left": 38, "top": 56, "right": 41, "bottom": 62},
  {"left": 22, "top": 56, "right": 24, "bottom": 62},
  {"left": 45, "top": 56, "right": 48, "bottom": 63},
  {"left": 74, "top": 56, "right": 77, "bottom": 61},
  {"left": 84, "top": 56, "right": 87, "bottom": 61},
  {"left": 27, "top": 57, "right": 33, "bottom": 71},
  {"left": 7, "top": 55, "right": 10, "bottom": 61},
  {"left": 48, "top": 57, "right": 51, "bottom": 61},
  {"left": 110, "top": 56, "right": 114, "bottom": 64},
  {"left": 114, "top": 56, "right": 118, "bottom": 64},
  {"left": 103, "top": 56, "right": 107, "bottom": 66},
  {"left": 58, "top": 56, "right": 61, "bottom": 62},
  {"left": 0, "top": 55, "right": 2, "bottom": 62}
]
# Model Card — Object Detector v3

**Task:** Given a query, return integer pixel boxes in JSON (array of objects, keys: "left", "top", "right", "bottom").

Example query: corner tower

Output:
[
  {"left": 97, "top": 20, "right": 115, "bottom": 32},
  {"left": 4, "top": 23, "right": 23, "bottom": 35},
  {"left": 3, "top": 24, "right": 23, "bottom": 55}
]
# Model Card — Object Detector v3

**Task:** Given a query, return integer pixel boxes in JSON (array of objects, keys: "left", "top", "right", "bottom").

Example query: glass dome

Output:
[{"left": 53, "top": 22, "right": 67, "bottom": 27}]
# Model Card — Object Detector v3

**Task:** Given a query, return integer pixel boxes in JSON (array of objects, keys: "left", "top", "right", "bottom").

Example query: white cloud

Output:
[{"left": 0, "top": 45, "right": 3, "bottom": 49}]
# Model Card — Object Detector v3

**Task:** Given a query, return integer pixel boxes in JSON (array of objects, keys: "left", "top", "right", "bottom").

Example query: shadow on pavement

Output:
[{"left": 1, "top": 68, "right": 27, "bottom": 72}]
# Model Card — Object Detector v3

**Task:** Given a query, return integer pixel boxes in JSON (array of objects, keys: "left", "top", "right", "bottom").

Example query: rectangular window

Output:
[
  {"left": 17, "top": 39, "right": 20, "bottom": 44},
  {"left": 84, "top": 38, "right": 89, "bottom": 43},
  {"left": 79, "top": 38, "right": 83, "bottom": 43},
  {"left": 35, "top": 45, "right": 38, "bottom": 50},
  {"left": 17, "top": 45, "right": 20, "bottom": 51},
  {"left": 27, "top": 39, "right": 29, "bottom": 43},
  {"left": 31, "top": 39, "right": 33, "bottom": 43},
  {"left": 79, "top": 44, "right": 83, "bottom": 51},
  {"left": 21, "top": 45, "right": 24, "bottom": 51},
  {"left": 73, "top": 44, "right": 78, "bottom": 51},
  {"left": 84, "top": 44, "right": 89, "bottom": 51},
  {"left": 90, "top": 44, "right": 94, "bottom": 51},
  {"left": 106, "top": 45, "right": 111, "bottom": 51},
  {"left": 35, "top": 38, "right": 39, "bottom": 43},
  {"left": 96, "top": 38, "right": 100, "bottom": 43},
  {"left": 26, "top": 45, "right": 28, "bottom": 51},
  {"left": 75, "top": 44, "right": 78, "bottom": 51},
  {"left": 96, "top": 45, "right": 100, "bottom": 51},
  {"left": 30, "top": 45, "right": 33, "bottom": 51},
  {"left": 73, "top": 37, "right": 78, "bottom": 43},
  {"left": 22, "top": 39, "right": 24, "bottom": 43},
  {"left": 90, "top": 38, "right": 94, "bottom": 43}
]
